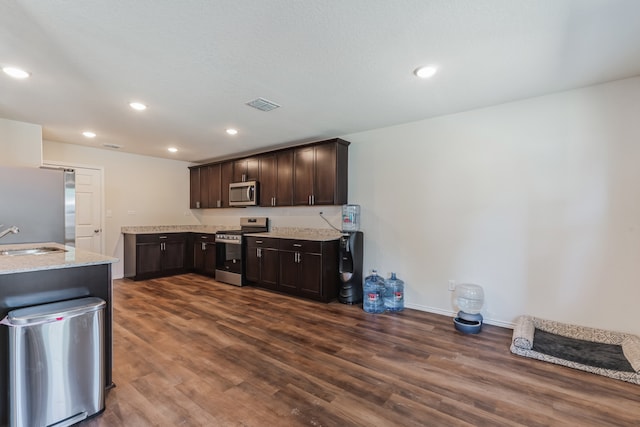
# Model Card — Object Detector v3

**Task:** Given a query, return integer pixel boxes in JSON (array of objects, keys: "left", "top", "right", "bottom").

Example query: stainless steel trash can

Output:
[{"left": 5, "top": 297, "right": 106, "bottom": 427}]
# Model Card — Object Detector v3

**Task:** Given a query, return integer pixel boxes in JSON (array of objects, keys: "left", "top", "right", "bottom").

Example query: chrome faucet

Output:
[{"left": 0, "top": 225, "right": 20, "bottom": 240}]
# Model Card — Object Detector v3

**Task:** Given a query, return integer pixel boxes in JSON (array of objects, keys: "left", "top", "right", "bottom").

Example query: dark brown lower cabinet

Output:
[
  {"left": 246, "top": 237, "right": 339, "bottom": 302},
  {"left": 245, "top": 237, "right": 279, "bottom": 290},
  {"left": 124, "top": 233, "right": 188, "bottom": 280},
  {"left": 192, "top": 233, "right": 216, "bottom": 277}
]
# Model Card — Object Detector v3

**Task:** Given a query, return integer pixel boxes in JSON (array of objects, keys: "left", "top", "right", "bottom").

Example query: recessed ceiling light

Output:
[
  {"left": 414, "top": 65, "right": 438, "bottom": 79},
  {"left": 129, "top": 102, "right": 147, "bottom": 111},
  {"left": 2, "top": 66, "right": 30, "bottom": 79},
  {"left": 168, "top": 147, "right": 178, "bottom": 153},
  {"left": 226, "top": 128, "right": 238, "bottom": 135},
  {"left": 82, "top": 131, "right": 97, "bottom": 138}
]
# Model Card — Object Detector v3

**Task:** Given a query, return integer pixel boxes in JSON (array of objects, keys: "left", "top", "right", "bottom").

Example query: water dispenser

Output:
[{"left": 338, "top": 231, "right": 363, "bottom": 304}]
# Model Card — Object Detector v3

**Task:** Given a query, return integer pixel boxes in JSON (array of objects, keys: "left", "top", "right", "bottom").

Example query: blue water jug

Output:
[
  {"left": 384, "top": 272, "right": 405, "bottom": 312},
  {"left": 363, "top": 270, "right": 385, "bottom": 313}
]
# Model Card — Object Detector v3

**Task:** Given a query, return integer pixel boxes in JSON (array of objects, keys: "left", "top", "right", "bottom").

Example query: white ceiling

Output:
[{"left": 2, "top": 1, "right": 640, "bottom": 163}]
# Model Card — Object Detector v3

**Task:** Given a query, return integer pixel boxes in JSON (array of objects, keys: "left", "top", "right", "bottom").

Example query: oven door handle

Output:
[{"left": 247, "top": 185, "right": 254, "bottom": 201}]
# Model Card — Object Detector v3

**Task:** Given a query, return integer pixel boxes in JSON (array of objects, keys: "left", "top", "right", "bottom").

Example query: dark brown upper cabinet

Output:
[
  {"left": 258, "top": 151, "right": 294, "bottom": 207},
  {"left": 259, "top": 153, "right": 277, "bottom": 207},
  {"left": 189, "top": 138, "right": 348, "bottom": 209},
  {"left": 293, "top": 139, "right": 348, "bottom": 206},
  {"left": 190, "top": 166, "right": 211, "bottom": 208},
  {"left": 206, "top": 163, "right": 221, "bottom": 208},
  {"left": 220, "top": 161, "right": 234, "bottom": 208},
  {"left": 233, "top": 157, "right": 259, "bottom": 183}
]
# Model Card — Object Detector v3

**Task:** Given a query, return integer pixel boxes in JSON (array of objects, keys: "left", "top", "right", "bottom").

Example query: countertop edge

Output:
[
  {"left": 244, "top": 232, "right": 342, "bottom": 242},
  {"left": 0, "top": 242, "right": 118, "bottom": 275}
]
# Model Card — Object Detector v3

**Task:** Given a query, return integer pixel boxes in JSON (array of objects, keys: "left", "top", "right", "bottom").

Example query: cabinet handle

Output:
[
  {"left": 308, "top": 195, "right": 311, "bottom": 205},
  {"left": 196, "top": 201, "right": 201, "bottom": 208},
  {"left": 293, "top": 244, "right": 302, "bottom": 248},
  {"left": 159, "top": 236, "right": 168, "bottom": 239},
  {"left": 257, "top": 248, "right": 262, "bottom": 258},
  {"left": 256, "top": 240, "right": 263, "bottom": 244},
  {"left": 272, "top": 197, "right": 275, "bottom": 206},
  {"left": 242, "top": 173, "right": 246, "bottom": 182},
  {"left": 201, "top": 242, "right": 207, "bottom": 251},
  {"left": 217, "top": 200, "right": 221, "bottom": 208}
]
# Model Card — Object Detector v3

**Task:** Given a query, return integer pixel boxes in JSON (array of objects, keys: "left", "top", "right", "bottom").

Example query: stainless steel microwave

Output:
[{"left": 229, "top": 181, "right": 259, "bottom": 206}]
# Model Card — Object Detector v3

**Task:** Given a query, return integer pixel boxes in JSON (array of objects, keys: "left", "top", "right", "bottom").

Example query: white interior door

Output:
[{"left": 74, "top": 167, "right": 103, "bottom": 253}]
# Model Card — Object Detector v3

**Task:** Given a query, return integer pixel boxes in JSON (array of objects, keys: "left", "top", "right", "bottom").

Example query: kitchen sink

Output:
[{"left": 0, "top": 247, "right": 67, "bottom": 256}]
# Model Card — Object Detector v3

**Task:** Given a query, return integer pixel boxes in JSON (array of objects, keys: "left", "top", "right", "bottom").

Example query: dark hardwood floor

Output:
[{"left": 81, "top": 274, "right": 640, "bottom": 426}]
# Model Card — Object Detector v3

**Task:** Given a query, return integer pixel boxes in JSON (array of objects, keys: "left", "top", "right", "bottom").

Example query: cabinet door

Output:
[
  {"left": 276, "top": 150, "right": 293, "bottom": 206},
  {"left": 293, "top": 146, "right": 314, "bottom": 205},
  {"left": 245, "top": 245, "right": 260, "bottom": 283},
  {"left": 233, "top": 157, "right": 259, "bottom": 182},
  {"left": 207, "top": 163, "right": 222, "bottom": 208},
  {"left": 261, "top": 247, "right": 280, "bottom": 289},
  {"left": 247, "top": 158, "right": 259, "bottom": 182},
  {"left": 193, "top": 236, "right": 216, "bottom": 276},
  {"left": 190, "top": 168, "right": 201, "bottom": 209},
  {"left": 199, "top": 166, "right": 211, "bottom": 208},
  {"left": 163, "top": 240, "right": 186, "bottom": 271},
  {"left": 220, "top": 161, "right": 234, "bottom": 207},
  {"left": 259, "top": 154, "right": 277, "bottom": 207},
  {"left": 202, "top": 242, "right": 216, "bottom": 276},
  {"left": 313, "top": 143, "right": 337, "bottom": 205},
  {"left": 137, "top": 243, "right": 162, "bottom": 275},
  {"left": 193, "top": 240, "right": 205, "bottom": 270},
  {"left": 279, "top": 250, "right": 299, "bottom": 293},
  {"left": 298, "top": 252, "right": 322, "bottom": 298}
]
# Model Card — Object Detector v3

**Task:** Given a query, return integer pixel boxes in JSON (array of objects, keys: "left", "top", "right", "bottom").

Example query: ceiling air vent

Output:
[
  {"left": 103, "top": 143, "right": 122, "bottom": 149},
  {"left": 245, "top": 97, "right": 281, "bottom": 112}
]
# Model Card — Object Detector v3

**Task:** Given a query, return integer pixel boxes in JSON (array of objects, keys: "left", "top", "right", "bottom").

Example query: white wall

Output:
[
  {"left": 43, "top": 141, "right": 198, "bottom": 278},
  {"left": 0, "top": 118, "right": 42, "bottom": 167},
  {"left": 344, "top": 76, "right": 640, "bottom": 335}
]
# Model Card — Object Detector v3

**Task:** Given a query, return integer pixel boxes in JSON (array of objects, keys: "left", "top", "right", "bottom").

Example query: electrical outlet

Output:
[{"left": 448, "top": 279, "right": 456, "bottom": 292}]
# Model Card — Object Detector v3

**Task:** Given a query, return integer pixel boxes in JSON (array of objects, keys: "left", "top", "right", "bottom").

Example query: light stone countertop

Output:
[
  {"left": 121, "top": 225, "right": 343, "bottom": 241},
  {"left": 0, "top": 242, "right": 118, "bottom": 275},
  {"left": 121, "top": 225, "right": 232, "bottom": 234},
  {"left": 245, "top": 227, "right": 343, "bottom": 241}
]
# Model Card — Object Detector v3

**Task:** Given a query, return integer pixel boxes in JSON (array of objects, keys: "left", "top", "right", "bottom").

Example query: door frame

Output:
[{"left": 42, "top": 160, "right": 105, "bottom": 255}]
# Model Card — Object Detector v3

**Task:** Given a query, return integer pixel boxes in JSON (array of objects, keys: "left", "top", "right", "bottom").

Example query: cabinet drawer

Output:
[
  {"left": 246, "top": 236, "right": 279, "bottom": 249},
  {"left": 279, "top": 239, "right": 321, "bottom": 253},
  {"left": 194, "top": 233, "right": 217, "bottom": 243},
  {"left": 135, "top": 233, "right": 187, "bottom": 244}
]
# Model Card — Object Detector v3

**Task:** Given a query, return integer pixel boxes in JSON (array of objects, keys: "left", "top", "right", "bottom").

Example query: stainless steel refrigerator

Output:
[{"left": 0, "top": 166, "right": 75, "bottom": 246}]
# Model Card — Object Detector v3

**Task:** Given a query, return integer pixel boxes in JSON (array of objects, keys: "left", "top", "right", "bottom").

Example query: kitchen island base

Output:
[{"left": 0, "top": 263, "right": 113, "bottom": 427}]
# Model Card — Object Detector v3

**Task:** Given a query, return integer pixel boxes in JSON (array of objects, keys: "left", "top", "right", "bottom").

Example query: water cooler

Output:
[{"left": 338, "top": 205, "right": 364, "bottom": 304}]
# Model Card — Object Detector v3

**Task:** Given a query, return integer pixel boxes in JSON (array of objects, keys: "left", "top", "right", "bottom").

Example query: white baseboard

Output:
[{"left": 405, "top": 302, "right": 515, "bottom": 329}]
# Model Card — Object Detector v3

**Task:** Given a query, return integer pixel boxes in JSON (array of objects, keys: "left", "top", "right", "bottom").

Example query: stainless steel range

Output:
[{"left": 215, "top": 217, "right": 268, "bottom": 286}]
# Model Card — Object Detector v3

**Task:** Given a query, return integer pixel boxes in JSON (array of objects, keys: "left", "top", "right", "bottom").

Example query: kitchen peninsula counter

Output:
[
  {"left": 0, "top": 243, "right": 116, "bottom": 426},
  {"left": 0, "top": 242, "right": 117, "bottom": 275}
]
